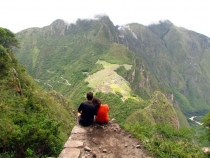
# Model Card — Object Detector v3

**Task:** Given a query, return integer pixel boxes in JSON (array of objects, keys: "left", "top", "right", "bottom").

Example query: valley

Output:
[{"left": 5, "top": 15, "right": 210, "bottom": 157}]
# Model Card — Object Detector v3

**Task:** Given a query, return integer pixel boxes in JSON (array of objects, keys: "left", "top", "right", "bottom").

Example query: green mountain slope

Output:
[
  {"left": 118, "top": 20, "right": 210, "bottom": 116},
  {"left": 11, "top": 16, "right": 210, "bottom": 157},
  {"left": 0, "top": 28, "right": 75, "bottom": 157},
  {"left": 14, "top": 16, "right": 157, "bottom": 103},
  {"left": 14, "top": 16, "right": 193, "bottom": 125}
]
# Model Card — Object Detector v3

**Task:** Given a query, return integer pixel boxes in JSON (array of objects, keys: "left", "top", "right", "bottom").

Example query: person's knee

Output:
[{"left": 77, "top": 112, "right": 81, "bottom": 117}]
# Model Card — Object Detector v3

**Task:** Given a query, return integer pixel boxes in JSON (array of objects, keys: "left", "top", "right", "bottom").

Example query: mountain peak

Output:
[
  {"left": 50, "top": 19, "right": 65, "bottom": 25},
  {"left": 148, "top": 20, "right": 173, "bottom": 27},
  {"left": 49, "top": 19, "right": 67, "bottom": 35},
  {"left": 159, "top": 20, "right": 173, "bottom": 25},
  {"left": 148, "top": 20, "right": 173, "bottom": 39},
  {"left": 94, "top": 14, "right": 110, "bottom": 20},
  {"left": 50, "top": 19, "right": 69, "bottom": 29}
]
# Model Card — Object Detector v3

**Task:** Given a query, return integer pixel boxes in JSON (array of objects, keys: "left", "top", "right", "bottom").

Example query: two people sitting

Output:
[{"left": 77, "top": 92, "right": 109, "bottom": 127}]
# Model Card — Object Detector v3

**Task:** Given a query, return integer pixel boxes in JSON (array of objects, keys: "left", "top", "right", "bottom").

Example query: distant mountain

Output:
[
  {"left": 15, "top": 16, "right": 210, "bottom": 118},
  {"left": 2, "top": 15, "right": 208, "bottom": 157},
  {"left": 12, "top": 15, "right": 210, "bottom": 157},
  {"left": 15, "top": 16, "right": 155, "bottom": 102},
  {"left": 117, "top": 20, "right": 210, "bottom": 116}
]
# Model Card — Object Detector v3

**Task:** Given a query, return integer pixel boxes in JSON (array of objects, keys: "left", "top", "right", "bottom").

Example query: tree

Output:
[
  {"left": 0, "top": 27, "right": 19, "bottom": 50},
  {"left": 202, "top": 112, "right": 210, "bottom": 141},
  {"left": 0, "top": 28, "right": 19, "bottom": 76}
]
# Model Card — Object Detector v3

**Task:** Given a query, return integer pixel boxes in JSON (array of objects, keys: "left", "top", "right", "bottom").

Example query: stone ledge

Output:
[
  {"left": 59, "top": 122, "right": 152, "bottom": 158},
  {"left": 64, "top": 140, "right": 84, "bottom": 148},
  {"left": 71, "top": 125, "right": 87, "bottom": 134},
  {"left": 59, "top": 125, "right": 86, "bottom": 158},
  {"left": 59, "top": 147, "right": 81, "bottom": 158}
]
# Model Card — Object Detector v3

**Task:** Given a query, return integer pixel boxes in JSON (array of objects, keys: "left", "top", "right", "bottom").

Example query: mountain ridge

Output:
[
  {"left": 117, "top": 19, "right": 210, "bottom": 116},
  {"left": 13, "top": 16, "right": 191, "bottom": 136},
  {"left": 1, "top": 15, "right": 208, "bottom": 157},
  {"left": 14, "top": 16, "right": 208, "bottom": 114}
]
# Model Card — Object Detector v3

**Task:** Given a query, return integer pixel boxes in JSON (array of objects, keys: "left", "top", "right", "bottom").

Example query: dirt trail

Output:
[
  {"left": 82, "top": 121, "right": 152, "bottom": 158},
  {"left": 59, "top": 120, "right": 153, "bottom": 158}
]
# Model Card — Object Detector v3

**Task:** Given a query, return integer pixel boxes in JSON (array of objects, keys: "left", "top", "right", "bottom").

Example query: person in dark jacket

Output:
[{"left": 77, "top": 92, "right": 96, "bottom": 126}]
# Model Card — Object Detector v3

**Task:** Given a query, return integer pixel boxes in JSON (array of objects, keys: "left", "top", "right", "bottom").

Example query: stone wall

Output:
[{"left": 59, "top": 125, "right": 88, "bottom": 158}]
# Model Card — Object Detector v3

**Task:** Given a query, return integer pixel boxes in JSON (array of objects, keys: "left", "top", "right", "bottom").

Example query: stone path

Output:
[{"left": 59, "top": 121, "right": 152, "bottom": 158}]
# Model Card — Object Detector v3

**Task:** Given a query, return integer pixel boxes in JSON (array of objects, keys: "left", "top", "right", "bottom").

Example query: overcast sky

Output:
[{"left": 1, "top": 0, "right": 210, "bottom": 37}]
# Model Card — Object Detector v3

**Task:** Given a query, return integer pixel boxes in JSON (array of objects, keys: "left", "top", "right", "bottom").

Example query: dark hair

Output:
[
  {"left": 86, "top": 92, "right": 93, "bottom": 100},
  {"left": 92, "top": 98, "right": 101, "bottom": 109}
]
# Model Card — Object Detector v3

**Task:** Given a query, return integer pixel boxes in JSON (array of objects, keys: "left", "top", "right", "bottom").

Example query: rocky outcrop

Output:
[
  {"left": 202, "top": 147, "right": 210, "bottom": 153},
  {"left": 59, "top": 122, "right": 152, "bottom": 158},
  {"left": 13, "top": 68, "right": 22, "bottom": 95},
  {"left": 49, "top": 19, "right": 68, "bottom": 35}
]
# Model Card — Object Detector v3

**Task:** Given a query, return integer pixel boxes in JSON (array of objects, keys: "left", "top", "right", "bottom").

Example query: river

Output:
[{"left": 189, "top": 116, "right": 203, "bottom": 125}]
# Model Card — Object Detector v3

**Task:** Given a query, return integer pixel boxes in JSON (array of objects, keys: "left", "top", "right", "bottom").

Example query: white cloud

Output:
[{"left": 1, "top": 0, "right": 210, "bottom": 37}]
